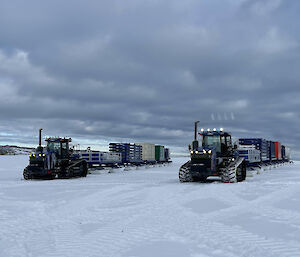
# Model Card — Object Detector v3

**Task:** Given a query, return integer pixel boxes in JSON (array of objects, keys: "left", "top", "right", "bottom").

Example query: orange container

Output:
[{"left": 275, "top": 142, "right": 282, "bottom": 160}]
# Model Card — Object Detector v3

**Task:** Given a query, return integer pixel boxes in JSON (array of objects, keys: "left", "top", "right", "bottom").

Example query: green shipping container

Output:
[{"left": 155, "top": 145, "right": 165, "bottom": 161}]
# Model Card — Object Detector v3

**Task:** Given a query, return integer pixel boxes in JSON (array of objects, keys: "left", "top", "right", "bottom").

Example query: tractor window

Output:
[
  {"left": 221, "top": 136, "right": 226, "bottom": 144},
  {"left": 47, "top": 142, "right": 60, "bottom": 152},
  {"left": 203, "top": 135, "right": 221, "bottom": 152},
  {"left": 61, "top": 142, "right": 68, "bottom": 150},
  {"left": 61, "top": 142, "right": 69, "bottom": 158},
  {"left": 226, "top": 136, "right": 232, "bottom": 147}
]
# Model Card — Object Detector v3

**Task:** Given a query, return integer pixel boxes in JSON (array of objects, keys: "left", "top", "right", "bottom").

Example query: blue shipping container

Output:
[
  {"left": 268, "top": 141, "right": 276, "bottom": 161},
  {"left": 239, "top": 138, "right": 269, "bottom": 162},
  {"left": 281, "top": 145, "right": 286, "bottom": 160},
  {"left": 164, "top": 148, "right": 170, "bottom": 161},
  {"left": 109, "top": 143, "right": 142, "bottom": 163}
]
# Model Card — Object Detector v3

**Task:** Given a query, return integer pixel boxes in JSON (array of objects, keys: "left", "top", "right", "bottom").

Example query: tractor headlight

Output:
[
  {"left": 43, "top": 154, "right": 45, "bottom": 157},
  {"left": 39, "top": 154, "right": 42, "bottom": 157},
  {"left": 203, "top": 150, "right": 207, "bottom": 154},
  {"left": 195, "top": 151, "right": 199, "bottom": 154},
  {"left": 190, "top": 151, "right": 193, "bottom": 154},
  {"left": 33, "top": 154, "right": 35, "bottom": 157},
  {"left": 208, "top": 150, "right": 212, "bottom": 154},
  {"left": 29, "top": 154, "right": 32, "bottom": 157}
]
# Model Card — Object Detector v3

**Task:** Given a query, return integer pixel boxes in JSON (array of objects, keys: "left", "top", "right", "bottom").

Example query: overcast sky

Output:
[{"left": 0, "top": 0, "right": 299, "bottom": 156}]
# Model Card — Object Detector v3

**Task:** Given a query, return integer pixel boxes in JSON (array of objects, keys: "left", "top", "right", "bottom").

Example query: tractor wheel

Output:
[
  {"left": 49, "top": 173, "right": 56, "bottom": 180},
  {"left": 80, "top": 161, "right": 88, "bottom": 177},
  {"left": 221, "top": 167, "right": 237, "bottom": 183},
  {"left": 179, "top": 161, "right": 193, "bottom": 182},
  {"left": 23, "top": 172, "right": 29, "bottom": 180},
  {"left": 236, "top": 161, "right": 246, "bottom": 182},
  {"left": 67, "top": 168, "right": 74, "bottom": 178},
  {"left": 221, "top": 160, "right": 246, "bottom": 183},
  {"left": 23, "top": 168, "right": 32, "bottom": 180},
  {"left": 57, "top": 169, "right": 67, "bottom": 179}
]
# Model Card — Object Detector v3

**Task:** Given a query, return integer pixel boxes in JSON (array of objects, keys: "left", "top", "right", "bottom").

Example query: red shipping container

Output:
[{"left": 275, "top": 142, "right": 282, "bottom": 160}]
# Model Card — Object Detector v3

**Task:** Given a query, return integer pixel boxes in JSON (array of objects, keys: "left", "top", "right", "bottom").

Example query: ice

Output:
[{"left": 1, "top": 155, "right": 300, "bottom": 257}]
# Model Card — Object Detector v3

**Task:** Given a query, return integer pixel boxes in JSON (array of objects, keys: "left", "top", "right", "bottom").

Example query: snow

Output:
[
  {"left": 1, "top": 155, "right": 300, "bottom": 257},
  {"left": 0, "top": 146, "right": 34, "bottom": 155}
]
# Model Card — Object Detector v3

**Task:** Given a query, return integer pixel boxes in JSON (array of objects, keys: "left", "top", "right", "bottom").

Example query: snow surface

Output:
[{"left": 1, "top": 155, "right": 300, "bottom": 257}]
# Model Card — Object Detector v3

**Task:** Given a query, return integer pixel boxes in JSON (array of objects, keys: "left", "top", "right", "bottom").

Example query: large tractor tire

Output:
[
  {"left": 81, "top": 161, "right": 88, "bottom": 177},
  {"left": 49, "top": 173, "right": 56, "bottom": 180},
  {"left": 221, "top": 158, "right": 246, "bottom": 183},
  {"left": 236, "top": 160, "right": 246, "bottom": 182},
  {"left": 221, "top": 167, "right": 237, "bottom": 183},
  {"left": 23, "top": 168, "right": 32, "bottom": 180},
  {"left": 179, "top": 161, "right": 194, "bottom": 182},
  {"left": 23, "top": 170, "right": 29, "bottom": 180}
]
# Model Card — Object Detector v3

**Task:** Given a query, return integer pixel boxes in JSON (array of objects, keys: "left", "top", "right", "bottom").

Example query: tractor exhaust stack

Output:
[
  {"left": 39, "top": 128, "right": 43, "bottom": 147},
  {"left": 192, "top": 121, "right": 200, "bottom": 150}
]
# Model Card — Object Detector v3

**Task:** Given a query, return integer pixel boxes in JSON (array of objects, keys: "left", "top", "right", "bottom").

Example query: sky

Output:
[{"left": 0, "top": 0, "right": 299, "bottom": 156}]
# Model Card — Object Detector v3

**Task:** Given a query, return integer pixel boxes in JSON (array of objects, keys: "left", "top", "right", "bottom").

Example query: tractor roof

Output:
[
  {"left": 199, "top": 131, "right": 231, "bottom": 137},
  {"left": 45, "top": 137, "right": 72, "bottom": 143}
]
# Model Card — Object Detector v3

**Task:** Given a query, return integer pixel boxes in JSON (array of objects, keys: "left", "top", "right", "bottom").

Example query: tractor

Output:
[
  {"left": 23, "top": 129, "right": 88, "bottom": 180},
  {"left": 179, "top": 121, "right": 246, "bottom": 183}
]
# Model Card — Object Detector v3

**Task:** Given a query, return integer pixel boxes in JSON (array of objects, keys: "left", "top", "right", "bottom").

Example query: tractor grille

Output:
[
  {"left": 191, "top": 157, "right": 211, "bottom": 168},
  {"left": 30, "top": 159, "right": 44, "bottom": 166}
]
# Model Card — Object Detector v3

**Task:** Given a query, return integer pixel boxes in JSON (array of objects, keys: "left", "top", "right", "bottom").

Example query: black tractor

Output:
[
  {"left": 23, "top": 129, "right": 88, "bottom": 180},
  {"left": 179, "top": 121, "right": 246, "bottom": 183}
]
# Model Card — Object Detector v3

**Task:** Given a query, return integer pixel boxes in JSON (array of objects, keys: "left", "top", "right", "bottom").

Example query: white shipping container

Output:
[
  {"left": 285, "top": 147, "right": 291, "bottom": 161},
  {"left": 79, "top": 150, "right": 122, "bottom": 164},
  {"left": 101, "top": 152, "right": 122, "bottom": 163},
  {"left": 135, "top": 143, "right": 155, "bottom": 161},
  {"left": 238, "top": 145, "right": 261, "bottom": 163}
]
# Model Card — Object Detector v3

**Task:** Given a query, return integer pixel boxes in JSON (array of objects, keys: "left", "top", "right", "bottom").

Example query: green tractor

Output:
[
  {"left": 23, "top": 129, "right": 88, "bottom": 180},
  {"left": 179, "top": 121, "right": 246, "bottom": 183}
]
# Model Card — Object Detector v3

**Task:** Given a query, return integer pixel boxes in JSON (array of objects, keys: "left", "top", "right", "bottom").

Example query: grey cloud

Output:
[{"left": 0, "top": 0, "right": 299, "bottom": 157}]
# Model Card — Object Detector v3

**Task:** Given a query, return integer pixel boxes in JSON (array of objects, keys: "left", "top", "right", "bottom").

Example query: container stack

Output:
[
  {"left": 109, "top": 143, "right": 142, "bottom": 163},
  {"left": 238, "top": 138, "right": 288, "bottom": 163}
]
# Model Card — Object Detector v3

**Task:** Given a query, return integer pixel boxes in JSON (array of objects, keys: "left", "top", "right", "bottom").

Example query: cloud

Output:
[
  {"left": 0, "top": 0, "right": 299, "bottom": 157},
  {"left": 248, "top": 0, "right": 282, "bottom": 16},
  {"left": 257, "top": 27, "right": 298, "bottom": 54}
]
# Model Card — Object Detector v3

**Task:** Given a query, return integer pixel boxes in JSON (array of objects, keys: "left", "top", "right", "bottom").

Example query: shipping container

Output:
[
  {"left": 164, "top": 148, "right": 170, "bottom": 161},
  {"left": 155, "top": 145, "right": 165, "bottom": 161},
  {"left": 238, "top": 138, "right": 269, "bottom": 162},
  {"left": 275, "top": 141, "right": 282, "bottom": 160},
  {"left": 237, "top": 145, "right": 261, "bottom": 164},
  {"left": 268, "top": 141, "right": 276, "bottom": 161},
  {"left": 109, "top": 143, "right": 142, "bottom": 163},
  {"left": 135, "top": 143, "right": 155, "bottom": 161},
  {"left": 281, "top": 145, "right": 286, "bottom": 160},
  {"left": 79, "top": 150, "right": 122, "bottom": 167},
  {"left": 285, "top": 147, "right": 291, "bottom": 161}
]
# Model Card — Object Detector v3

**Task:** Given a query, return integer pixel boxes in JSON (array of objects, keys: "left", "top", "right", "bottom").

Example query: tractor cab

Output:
[
  {"left": 201, "top": 131, "right": 233, "bottom": 157},
  {"left": 46, "top": 138, "right": 72, "bottom": 159}
]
